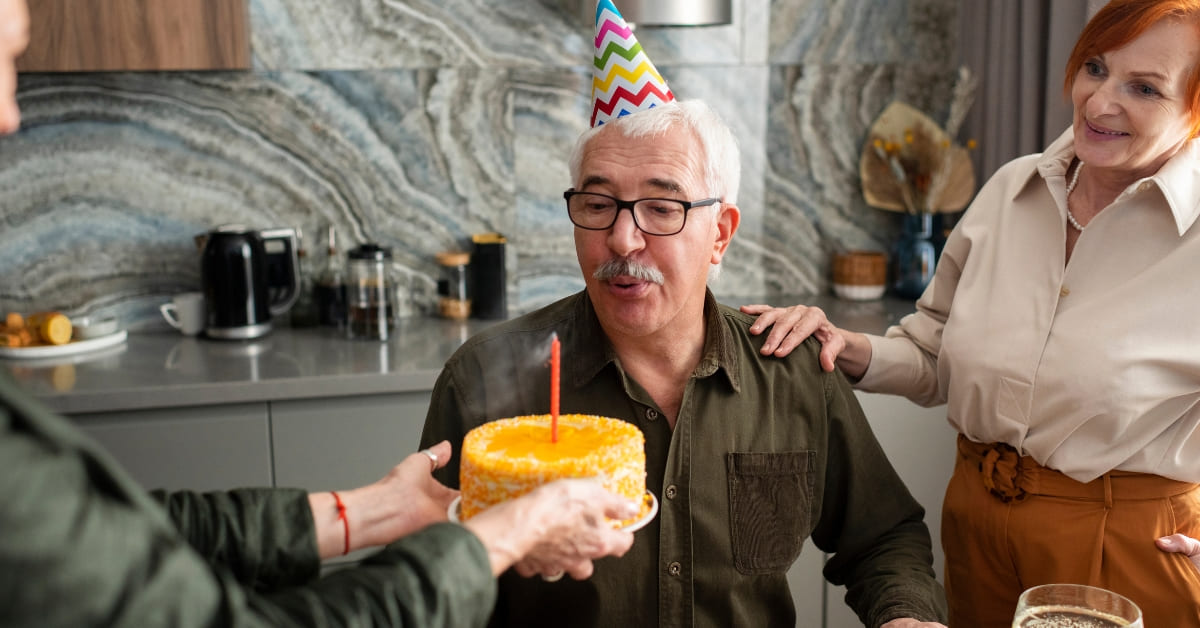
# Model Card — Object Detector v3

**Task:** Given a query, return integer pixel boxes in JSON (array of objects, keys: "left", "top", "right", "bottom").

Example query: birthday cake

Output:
[{"left": 459, "top": 414, "right": 650, "bottom": 525}]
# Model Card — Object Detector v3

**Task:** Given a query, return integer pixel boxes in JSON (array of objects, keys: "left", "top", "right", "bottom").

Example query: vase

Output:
[{"left": 891, "top": 213, "right": 940, "bottom": 299}]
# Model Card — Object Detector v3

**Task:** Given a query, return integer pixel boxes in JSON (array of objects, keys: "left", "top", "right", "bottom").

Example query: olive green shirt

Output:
[
  {"left": 0, "top": 371, "right": 497, "bottom": 627},
  {"left": 421, "top": 290, "right": 947, "bottom": 627}
]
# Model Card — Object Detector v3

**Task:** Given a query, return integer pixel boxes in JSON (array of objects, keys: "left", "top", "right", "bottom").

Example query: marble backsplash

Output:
[{"left": 1, "top": 0, "right": 959, "bottom": 327}]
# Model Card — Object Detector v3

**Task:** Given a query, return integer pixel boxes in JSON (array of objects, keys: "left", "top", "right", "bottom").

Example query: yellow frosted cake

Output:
[{"left": 459, "top": 414, "right": 650, "bottom": 525}]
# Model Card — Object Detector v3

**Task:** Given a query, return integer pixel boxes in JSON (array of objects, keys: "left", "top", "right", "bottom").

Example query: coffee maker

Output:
[{"left": 199, "top": 225, "right": 299, "bottom": 339}]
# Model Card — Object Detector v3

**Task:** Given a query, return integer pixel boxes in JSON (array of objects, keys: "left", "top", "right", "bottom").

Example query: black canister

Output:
[
  {"left": 470, "top": 233, "right": 507, "bottom": 319},
  {"left": 314, "top": 224, "right": 347, "bottom": 329}
]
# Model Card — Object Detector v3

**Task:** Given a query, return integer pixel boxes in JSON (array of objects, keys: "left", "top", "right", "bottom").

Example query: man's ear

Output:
[{"left": 710, "top": 202, "right": 740, "bottom": 264}]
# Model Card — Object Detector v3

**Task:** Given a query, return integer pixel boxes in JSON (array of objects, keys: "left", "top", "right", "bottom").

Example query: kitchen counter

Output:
[{"left": 4, "top": 295, "right": 918, "bottom": 415}]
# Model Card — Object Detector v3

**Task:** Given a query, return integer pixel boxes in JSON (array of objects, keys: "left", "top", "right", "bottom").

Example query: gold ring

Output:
[{"left": 419, "top": 449, "right": 438, "bottom": 471}]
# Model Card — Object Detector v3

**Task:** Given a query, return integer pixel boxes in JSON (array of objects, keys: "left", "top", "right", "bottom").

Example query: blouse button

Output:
[
  {"left": 668, "top": 561, "right": 682, "bottom": 576},
  {"left": 645, "top": 408, "right": 659, "bottom": 422},
  {"left": 665, "top": 485, "right": 678, "bottom": 500},
  {"left": 1060, "top": 286, "right": 1071, "bottom": 297}
]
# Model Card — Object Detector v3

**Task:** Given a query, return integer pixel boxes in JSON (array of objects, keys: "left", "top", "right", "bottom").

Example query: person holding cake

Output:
[
  {"left": 0, "top": 3, "right": 636, "bottom": 623},
  {"left": 418, "top": 2, "right": 947, "bottom": 626}
]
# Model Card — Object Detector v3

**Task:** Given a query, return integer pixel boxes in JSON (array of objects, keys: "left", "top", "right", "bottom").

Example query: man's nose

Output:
[{"left": 606, "top": 207, "right": 646, "bottom": 256}]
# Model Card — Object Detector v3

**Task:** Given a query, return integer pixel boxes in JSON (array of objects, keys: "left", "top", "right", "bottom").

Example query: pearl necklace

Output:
[{"left": 1065, "top": 161, "right": 1086, "bottom": 232}]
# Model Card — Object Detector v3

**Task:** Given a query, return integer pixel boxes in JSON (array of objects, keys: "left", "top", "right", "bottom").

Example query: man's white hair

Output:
[{"left": 567, "top": 100, "right": 741, "bottom": 205}]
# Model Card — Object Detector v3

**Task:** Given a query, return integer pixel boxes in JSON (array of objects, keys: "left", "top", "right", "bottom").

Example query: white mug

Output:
[{"left": 160, "top": 292, "right": 206, "bottom": 336}]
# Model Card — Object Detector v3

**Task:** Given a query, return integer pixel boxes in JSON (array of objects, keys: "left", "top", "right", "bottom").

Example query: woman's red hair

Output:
[{"left": 1064, "top": 0, "right": 1200, "bottom": 137}]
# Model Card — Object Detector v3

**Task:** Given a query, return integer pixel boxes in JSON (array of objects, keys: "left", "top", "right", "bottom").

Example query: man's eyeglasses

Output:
[{"left": 563, "top": 190, "right": 722, "bottom": 236}]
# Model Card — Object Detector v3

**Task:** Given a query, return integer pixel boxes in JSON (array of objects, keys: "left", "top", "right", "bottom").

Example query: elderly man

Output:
[
  {"left": 420, "top": 96, "right": 947, "bottom": 627},
  {"left": 421, "top": 8, "right": 944, "bottom": 627}
]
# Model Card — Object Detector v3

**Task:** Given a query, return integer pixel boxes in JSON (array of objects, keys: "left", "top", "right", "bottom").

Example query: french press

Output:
[{"left": 345, "top": 243, "right": 394, "bottom": 340}]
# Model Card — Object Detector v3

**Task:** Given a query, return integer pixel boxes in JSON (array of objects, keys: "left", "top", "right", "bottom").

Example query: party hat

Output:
[{"left": 591, "top": 0, "right": 675, "bottom": 127}]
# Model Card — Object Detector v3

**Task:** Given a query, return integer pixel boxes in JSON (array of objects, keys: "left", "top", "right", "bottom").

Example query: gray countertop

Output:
[{"left": 4, "top": 295, "right": 917, "bottom": 415}]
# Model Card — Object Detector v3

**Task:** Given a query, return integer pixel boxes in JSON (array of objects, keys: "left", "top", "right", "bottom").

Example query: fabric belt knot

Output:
[{"left": 972, "top": 440, "right": 1028, "bottom": 503}]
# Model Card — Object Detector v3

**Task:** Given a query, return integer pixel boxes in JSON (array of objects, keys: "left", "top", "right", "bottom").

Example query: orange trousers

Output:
[{"left": 942, "top": 435, "right": 1200, "bottom": 627}]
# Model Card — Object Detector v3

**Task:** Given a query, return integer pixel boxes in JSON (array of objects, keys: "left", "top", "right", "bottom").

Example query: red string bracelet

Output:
[{"left": 331, "top": 491, "right": 350, "bottom": 555}]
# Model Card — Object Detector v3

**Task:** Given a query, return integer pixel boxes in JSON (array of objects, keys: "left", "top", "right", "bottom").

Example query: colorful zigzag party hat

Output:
[{"left": 591, "top": 0, "right": 675, "bottom": 127}]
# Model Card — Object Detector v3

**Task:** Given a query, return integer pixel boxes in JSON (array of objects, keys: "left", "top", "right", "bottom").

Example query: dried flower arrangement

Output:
[{"left": 859, "top": 67, "right": 979, "bottom": 214}]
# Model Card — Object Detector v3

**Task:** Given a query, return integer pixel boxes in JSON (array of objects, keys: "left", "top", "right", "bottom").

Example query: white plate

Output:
[
  {"left": 71, "top": 315, "right": 120, "bottom": 339},
  {"left": 448, "top": 492, "right": 659, "bottom": 533},
  {"left": 624, "top": 492, "right": 658, "bottom": 533},
  {"left": 0, "top": 329, "right": 127, "bottom": 360}
]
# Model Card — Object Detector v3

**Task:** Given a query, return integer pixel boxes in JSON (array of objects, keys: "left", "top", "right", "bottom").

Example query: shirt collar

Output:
[
  {"left": 696, "top": 290, "right": 741, "bottom": 393},
  {"left": 568, "top": 290, "right": 741, "bottom": 393},
  {"left": 1036, "top": 127, "right": 1200, "bottom": 236}
]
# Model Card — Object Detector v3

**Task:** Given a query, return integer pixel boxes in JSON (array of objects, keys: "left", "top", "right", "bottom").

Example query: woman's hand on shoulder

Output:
[{"left": 741, "top": 303, "right": 846, "bottom": 372}]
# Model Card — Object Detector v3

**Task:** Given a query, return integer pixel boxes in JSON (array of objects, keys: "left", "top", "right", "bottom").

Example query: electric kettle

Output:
[{"left": 199, "top": 225, "right": 300, "bottom": 340}]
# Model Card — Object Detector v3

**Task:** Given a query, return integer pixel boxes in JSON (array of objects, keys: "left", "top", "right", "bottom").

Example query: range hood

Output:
[{"left": 597, "top": 0, "right": 733, "bottom": 27}]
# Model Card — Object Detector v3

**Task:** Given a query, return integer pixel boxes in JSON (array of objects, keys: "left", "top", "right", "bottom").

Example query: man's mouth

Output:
[{"left": 610, "top": 276, "right": 642, "bottom": 288}]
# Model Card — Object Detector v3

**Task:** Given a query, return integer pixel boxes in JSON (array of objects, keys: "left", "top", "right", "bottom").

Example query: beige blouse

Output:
[{"left": 859, "top": 128, "right": 1200, "bottom": 483}]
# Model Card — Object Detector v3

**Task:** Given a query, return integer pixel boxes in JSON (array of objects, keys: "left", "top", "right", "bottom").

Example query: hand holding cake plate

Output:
[{"left": 449, "top": 491, "right": 658, "bottom": 533}]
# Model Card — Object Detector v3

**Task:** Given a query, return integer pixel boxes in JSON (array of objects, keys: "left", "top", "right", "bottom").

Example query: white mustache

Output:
[{"left": 593, "top": 257, "right": 664, "bottom": 285}]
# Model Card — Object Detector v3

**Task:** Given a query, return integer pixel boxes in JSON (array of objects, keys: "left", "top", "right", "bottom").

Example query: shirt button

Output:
[
  {"left": 645, "top": 408, "right": 659, "bottom": 422},
  {"left": 1060, "top": 286, "right": 1071, "bottom": 297},
  {"left": 668, "top": 561, "right": 682, "bottom": 576},
  {"left": 665, "top": 485, "right": 678, "bottom": 500}
]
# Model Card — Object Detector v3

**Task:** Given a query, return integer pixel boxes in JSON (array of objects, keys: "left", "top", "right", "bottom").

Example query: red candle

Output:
[{"left": 550, "top": 333, "right": 560, "bottom": 443}]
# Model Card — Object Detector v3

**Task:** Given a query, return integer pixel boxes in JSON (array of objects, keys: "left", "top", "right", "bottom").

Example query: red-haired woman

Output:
[{"left": 746, "top": 1, "right": 1200, "bottom": 624}]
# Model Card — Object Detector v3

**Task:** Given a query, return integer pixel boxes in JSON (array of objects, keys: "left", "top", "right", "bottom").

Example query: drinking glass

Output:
[{"left": 1012, "top": 583, "right": 1143, "bottom": 627}]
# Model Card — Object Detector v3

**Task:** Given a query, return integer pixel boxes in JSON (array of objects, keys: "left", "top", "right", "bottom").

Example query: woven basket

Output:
[{"left": 833, "top": 251, "right": 887, "bottom": 286}]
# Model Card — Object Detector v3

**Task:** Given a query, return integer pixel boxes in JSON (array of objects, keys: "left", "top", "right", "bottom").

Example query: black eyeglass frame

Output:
[{"left": 562, "top": 190, "right": 722, "bottom": 236}]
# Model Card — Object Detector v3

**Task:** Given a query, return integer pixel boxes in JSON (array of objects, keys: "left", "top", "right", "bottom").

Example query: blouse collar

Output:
[{"left": 1036, "top": 127, "right": 1200, "bottom": 236}]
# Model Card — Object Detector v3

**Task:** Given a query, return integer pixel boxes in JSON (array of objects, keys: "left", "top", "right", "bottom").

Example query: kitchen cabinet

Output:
[
  {"left": 17, "top": 0, "right": 250, "bottom": 72},
  {"left": 72, "top": 402, "right": 273, "bottom": 492},
  {"left": 271, "top": 391, "right": 433, "bottom": 491},
  {"left": 69, "top": 392, "right": 433, "bottom": 494},
  {"left": 271, "top": 391, "right": 433, "bottom": 565}
]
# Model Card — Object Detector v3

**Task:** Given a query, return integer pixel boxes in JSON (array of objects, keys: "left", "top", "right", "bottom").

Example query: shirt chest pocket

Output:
[{"left": 726, "top": 451, "right": 815, "bottom": 575}]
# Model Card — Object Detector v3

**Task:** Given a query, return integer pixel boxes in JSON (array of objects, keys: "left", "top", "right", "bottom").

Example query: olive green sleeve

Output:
[
  {"left": 1, "top": 371, "right": 498, "bottom": 628},
  {"left": 813, "top": 369, "right": 949, "bottom": 626},
  {"left": 248, "top": 523, "right": 498, "bottom": 628},
  {"left": 151, "top": 488, "right": 321, "bottom": 590}
]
